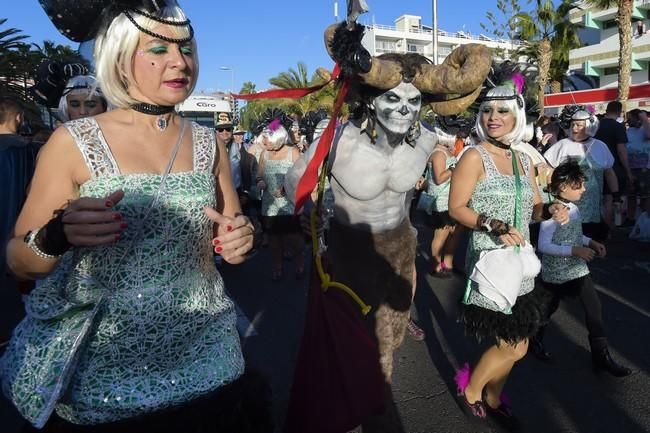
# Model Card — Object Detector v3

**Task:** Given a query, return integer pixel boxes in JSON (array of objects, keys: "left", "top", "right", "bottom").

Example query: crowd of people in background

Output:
[
  {"left": 3, "top": 82, "right": 649, "bottom": 431},
  {"left": 0, "top": 2, "right": 648, "bottom": 432}
]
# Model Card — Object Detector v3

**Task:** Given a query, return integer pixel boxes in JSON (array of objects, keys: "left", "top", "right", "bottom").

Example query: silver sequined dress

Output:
[{"left": 0, "top": 118, "right": 244, "bottom": 426}]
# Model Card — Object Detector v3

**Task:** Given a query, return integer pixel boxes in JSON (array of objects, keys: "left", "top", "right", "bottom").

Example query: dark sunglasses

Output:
[{"left": 216, "top": 127, "right": 232, "bottom": 132}]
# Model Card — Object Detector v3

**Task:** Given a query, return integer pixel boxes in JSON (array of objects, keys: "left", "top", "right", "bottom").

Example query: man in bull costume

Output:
[{"left": 283, "top": 3, "right": 492, "bottom": 431}]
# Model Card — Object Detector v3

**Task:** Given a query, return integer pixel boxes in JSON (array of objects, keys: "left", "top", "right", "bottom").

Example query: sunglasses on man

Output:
[{"left": 216, "top": 127, "right": 232, "bottom": 132}]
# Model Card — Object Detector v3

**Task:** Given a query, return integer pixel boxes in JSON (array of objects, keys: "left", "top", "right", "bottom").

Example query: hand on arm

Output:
[
  {"left": 572, "top": 246, "right": 596, "bottom": 262},
  {"left": 7, "top": 128, "right": 124, "bottom": 280},
  {"left": 448, "top": 149, "right": 524, "bottom": 245},
  {"left": 538, "top": 219, "right": 571, "bottom": 256},
  {"left": 205, "top": 208, "right": 254, "bottom": 265},
  {"left": 588, "top": 239, "right": 606, "bottom": 257},
  {"left": 205, "top": 135, "right": 252, "bottom": 264}
]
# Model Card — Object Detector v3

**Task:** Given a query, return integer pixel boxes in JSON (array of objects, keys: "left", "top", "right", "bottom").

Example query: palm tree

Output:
[
  {"left": 240, "top": 81, "right": 256, "bottom": 95},
  {"left": 549, "top": 3, "right": 583, "bottom": 93},
  {"left": 266, "top": 62, "right": 336, "bottom": 117},
  {"left": 512, "top": 0, "right": 580, "bottom": 113},
  {"left": 585, "top": 0, "right": 634, "bottom": 110},
  {"left": 0, "top": 18, "right": 29, "bottom": 97},
  {"left": 32, "top": 40, "right": 87, "bottom": 65},
  {"left": 0, "top": 18, "right": 27, "bottom": 51},
  {"left": 239, "top": 63, "right": 341, "bottom": 131},
  {"left": 269, "top": 62, "right": 311, "bottom": 89}
]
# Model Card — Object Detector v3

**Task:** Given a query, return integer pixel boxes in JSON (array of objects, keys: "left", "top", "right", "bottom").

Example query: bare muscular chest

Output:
[{"left": 332, "top": 142, "right": 429, "bottom": 201}]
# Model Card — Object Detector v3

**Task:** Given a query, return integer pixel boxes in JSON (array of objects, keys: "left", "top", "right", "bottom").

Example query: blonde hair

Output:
[
  {"left": 475, "top": 86, "right": 527, "bottom": 146},
  {"left": 94, "top": 3, "right": 198, "bottom": 108}
]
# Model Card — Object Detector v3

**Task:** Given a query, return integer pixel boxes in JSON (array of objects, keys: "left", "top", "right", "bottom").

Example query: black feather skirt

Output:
[{"left": 459, "top": 284, "right": 552, "bottom": 346}]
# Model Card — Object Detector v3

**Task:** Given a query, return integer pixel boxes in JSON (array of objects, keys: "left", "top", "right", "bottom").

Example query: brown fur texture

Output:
[{"left": 328, "top": 218, "right": 416, "bottom": 381}]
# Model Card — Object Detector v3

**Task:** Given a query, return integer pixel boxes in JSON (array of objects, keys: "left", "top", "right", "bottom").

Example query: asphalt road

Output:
[{"left": 1, "top": 214, "right": 649, "bottom": 432}]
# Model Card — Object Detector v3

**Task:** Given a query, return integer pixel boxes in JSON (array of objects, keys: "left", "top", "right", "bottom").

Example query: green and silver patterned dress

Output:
[
  {"left": 576, "top": 151, "right": 605, "bottom": 224},
  {"left": 541, "top": 206, "right": 590, "bottom": 285},
  {"left": 0, "top": 118, "right": 244, "bottom": 427},
  {"left": 260, "top": 149, "right": 295, "bottom": 217},
  {"left": 460, "top": 146, "right": 548, "bottom": 344},
  {"left": 428, "top": 150, "right": 456, "bottom": 213}
]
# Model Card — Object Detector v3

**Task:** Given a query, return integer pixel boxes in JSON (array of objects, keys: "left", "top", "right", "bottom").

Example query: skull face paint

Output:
[{"left": 373, "top": 82, "right": 422, "bottom": 136}]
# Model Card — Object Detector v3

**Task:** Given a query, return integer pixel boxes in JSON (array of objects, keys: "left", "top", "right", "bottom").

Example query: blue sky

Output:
[{"left": 4, "top": 1, "right": 528, "bottom": 94}]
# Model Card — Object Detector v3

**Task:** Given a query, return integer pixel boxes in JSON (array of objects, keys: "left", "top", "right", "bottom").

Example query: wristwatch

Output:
[{"left": 24, "top": 229, "right": 60, "bottom": 260}]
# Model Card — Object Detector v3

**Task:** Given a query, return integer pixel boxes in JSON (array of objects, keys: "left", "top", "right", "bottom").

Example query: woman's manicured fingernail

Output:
[
  {"left": 105, "top": 200, "right": 113, "bottom": 208},
  {"left": 215, "top": 246, "right": 223, "bottom": 253},
  {"left": 113, "top": 213, "right": 122, "bottom": 221},
  {"left": 227, "top": 225, "right": 233, "bottom": 232},
  {"left": 114, "top": 234, "right": 121, "bottom": 241},
  {"left": 212, "top": 238, "right": 220, "bottom": 246},
  {"left": 120, "top": 222, "right": 128, "bottom": 229}
]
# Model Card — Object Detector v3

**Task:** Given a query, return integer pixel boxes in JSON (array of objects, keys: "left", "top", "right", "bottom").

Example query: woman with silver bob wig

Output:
[
  {"left": 474, "top": 86, "right": 528, "bottom": 146},
  {"left": 57, "top": 75, "right": 108, "bottom": 122},
  {"left": 544, "top": 104, "right": 618, "bottom": 242},
  {"left": 255, "top": 111, "right": 304, "bottom": 281},
  {"left": 1, "top": 1, "right": 270, "bottom": 432},
  {"left": 448, "top": 82, "right": 569, "bottom": 427},
  {"left": 559, "top": 105, "right": 600, "bottom": 139}
]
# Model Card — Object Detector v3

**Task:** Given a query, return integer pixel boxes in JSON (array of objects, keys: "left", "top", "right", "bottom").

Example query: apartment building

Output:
[
  {"left": 360, "top": 15, "right": 520, "bottom": 64},
  {"left": 568, "top": 0, "right": 650, "bottom": 103}
]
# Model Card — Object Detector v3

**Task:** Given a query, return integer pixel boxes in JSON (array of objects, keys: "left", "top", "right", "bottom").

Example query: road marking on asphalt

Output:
[
  {"left": 594, "top": 283, "right": 650, "bottom": 319},
  {"left": 633, "top": 261, "right": 650, "bottom": 274}
]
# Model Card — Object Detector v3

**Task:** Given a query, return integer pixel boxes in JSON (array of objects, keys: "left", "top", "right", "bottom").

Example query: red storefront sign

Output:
[{"left": 544, "top": 83, "right": 650, "bottom": 108}]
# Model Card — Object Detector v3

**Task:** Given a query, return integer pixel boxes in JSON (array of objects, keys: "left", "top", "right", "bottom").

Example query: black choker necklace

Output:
[
  {"left": 131, "top": 102, "right": 175, "bottom": 131},
  {"left": 487, "top": 138, "right": 511, "bottom": 150},
  {"left": 131, "top": 102, "right": 175, "bottom": 115},
  {"left": 486, "top": 138, "right": 513, "bottom": 158}
]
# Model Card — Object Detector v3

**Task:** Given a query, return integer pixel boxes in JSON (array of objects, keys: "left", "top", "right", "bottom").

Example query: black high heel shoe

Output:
[{"left": 482, "top": 389, "right": 522, "bottom": 432}]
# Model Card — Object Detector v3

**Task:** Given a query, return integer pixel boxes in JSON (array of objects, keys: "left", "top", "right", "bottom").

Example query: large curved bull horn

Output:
[
  {"left": 413, "top": 44, "right": 491, "bottom": 95},
  {"left": 324, "top": 23, "right": 403, "bottom": 89},
  {"left": 323, "top": 25, "right": 492, "bottom": 109}
]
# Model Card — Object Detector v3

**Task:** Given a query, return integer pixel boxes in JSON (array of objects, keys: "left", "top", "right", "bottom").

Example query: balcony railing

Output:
[{"left": 368, "top": 24, "right": 522, "bottom": 45}]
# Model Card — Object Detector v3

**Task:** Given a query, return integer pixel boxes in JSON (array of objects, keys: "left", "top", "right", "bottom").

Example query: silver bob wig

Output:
[
  {"left": 475, "top": 86, "right": 527, "bottom": 146},
  {"left": 57, "top": 75, "right": 107, "bottom": 122},
  {"left": 94, "top": 1, "right": 197, "bottom": 108}
]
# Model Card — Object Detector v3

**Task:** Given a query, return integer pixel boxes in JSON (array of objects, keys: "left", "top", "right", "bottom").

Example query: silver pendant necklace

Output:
[{"left": 156, "top": 116, "right": 168, "bottom": 132}]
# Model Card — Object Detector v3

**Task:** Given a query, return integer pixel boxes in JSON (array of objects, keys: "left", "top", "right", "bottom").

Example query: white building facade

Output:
[
  {"left": 360, "top": 15, "right": 520, "bottom": 64},
  {"left": 569, "top": 0, "right": 650, "bottom": 90}
]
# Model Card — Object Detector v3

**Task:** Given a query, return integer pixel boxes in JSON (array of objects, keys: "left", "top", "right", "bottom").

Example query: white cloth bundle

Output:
[{"left": 470, "top": 244, "right": 541, "bottom": 310}]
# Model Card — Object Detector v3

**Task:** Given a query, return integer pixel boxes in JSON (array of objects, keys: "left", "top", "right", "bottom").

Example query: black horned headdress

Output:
[
  {"left": 38, "top": 0, "right": 193, "bottom": 43},
  {"left": 31, "top": 61, "right": 94, "bottom": 108},
  {"left": 252, "top": 108, "right": 294, "bottom": 136},
  {"left": 299, "top": 109, "right": 330, "bottom": 144}
]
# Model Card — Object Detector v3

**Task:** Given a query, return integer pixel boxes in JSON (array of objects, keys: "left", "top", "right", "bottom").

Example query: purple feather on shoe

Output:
[{"left": 454, "top": 362, "right": 471, "bottom": 394}]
